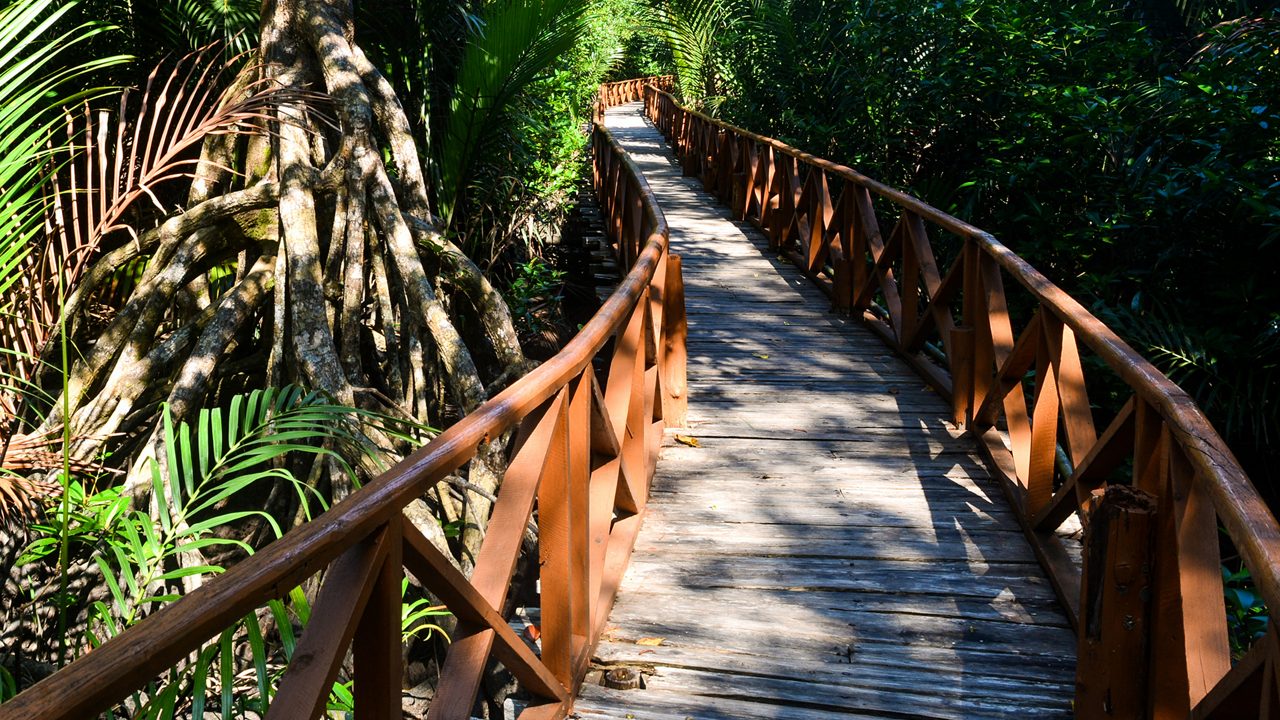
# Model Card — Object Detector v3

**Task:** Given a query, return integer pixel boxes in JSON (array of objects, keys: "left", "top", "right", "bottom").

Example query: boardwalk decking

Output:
[{"left": 574, "top": 103, "right": 1076, "bottom": 719}]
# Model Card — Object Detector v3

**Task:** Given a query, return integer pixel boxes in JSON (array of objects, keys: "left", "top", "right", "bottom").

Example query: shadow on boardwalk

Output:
[{"left": 573, "top": 103, "right": 1076, "bottom": 720}]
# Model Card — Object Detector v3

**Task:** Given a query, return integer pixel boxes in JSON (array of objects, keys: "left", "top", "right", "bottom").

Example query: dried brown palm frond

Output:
[
  {"left": 0, "top": 44, "right": 323, "bottom": 524},
  {"left": 0, "top": 431, "right": 120, "bottom": 522},
  {"left": 0, "top": 43, "right": 321, "bottom": 420},
  {"left": 0, "top": 474, "right": 53, "bottom": 523}
]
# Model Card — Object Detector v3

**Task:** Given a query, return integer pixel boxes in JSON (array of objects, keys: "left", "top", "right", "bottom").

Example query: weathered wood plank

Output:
[
  {"left": 590, "top": 665, "right": 1072, "bottom": 719},
  {"left": 633, "top": 521, "right": 1040, "bottom": 563},
  {"left": 591, "top": 641, "right": 1074, "bottom": 700},
  {"left": 577, "top": 684, "right": 885, "bottom": 720}
]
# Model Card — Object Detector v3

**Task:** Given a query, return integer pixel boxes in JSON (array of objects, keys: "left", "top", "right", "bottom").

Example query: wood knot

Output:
[{"left": 602, "top": 667, "right": 642, "bottom": 690}]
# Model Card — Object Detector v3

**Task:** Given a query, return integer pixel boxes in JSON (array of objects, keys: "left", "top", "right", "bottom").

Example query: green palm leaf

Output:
[
  {"left": 437, "top": 0, "right": 593, "bottom": 220},
  {"left": 0, "top": 0, "right": 127, "bottom": 519}
]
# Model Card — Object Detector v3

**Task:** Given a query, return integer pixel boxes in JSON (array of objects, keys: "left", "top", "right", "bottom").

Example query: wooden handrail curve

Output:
[
  {"left": 643, "top": 84, "right": 1280, "bottom": 718},
  {"left": 595, "top": 76, "right": 672, "bottom": 122},
  {"left": 0, "top": 78, "right": 683, "bottom": 720}
]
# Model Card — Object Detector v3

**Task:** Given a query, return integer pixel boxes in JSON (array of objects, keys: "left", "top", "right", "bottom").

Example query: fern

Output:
[
  {"left": 46, "top": 385, "right": 433, "bottom": 717},
  {"left": 1102, "top": 301, "right": 1280, "bottom": 448},
  {"left": 91, "top": 387, "right": 367, "bottom": 632}
]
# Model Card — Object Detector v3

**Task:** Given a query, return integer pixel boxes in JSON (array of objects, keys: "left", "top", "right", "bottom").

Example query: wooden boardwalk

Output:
[{"left": 574, "top": 103, "right": 1076, "bottom": 719}]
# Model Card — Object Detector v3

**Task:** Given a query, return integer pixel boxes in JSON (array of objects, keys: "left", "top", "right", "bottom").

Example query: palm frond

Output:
[
  {"left": 648, "top": 0, "right": 739, "bottom": 106},
  {"left": 0, "top": 0, "right": 129, "bottom": 521},
  {"left": 437, "top": 0, "right": 594, "bottom": 221},
  {"left": 1102, "top": 301, "right": 1280, "bottom": 449},
  {"left": 95, "top": 386, "right": 416, "bottom": 632},
  {"left": 0, "top": 45, "right": 310, "bottom": 428},
  {"left": 157, "top": 0, "right": 260, "bottom": 58}
]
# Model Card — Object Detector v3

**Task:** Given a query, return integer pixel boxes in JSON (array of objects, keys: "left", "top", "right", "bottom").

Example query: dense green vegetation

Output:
[
  {"left": 3, "top": 0, "right": 1278, "bottom": 711},
  {"left": 653, "top": 0, "right": 1280, "bottom": 500},
  {"left": 0, "top": 0, "right": 653, "bottom": 712}
]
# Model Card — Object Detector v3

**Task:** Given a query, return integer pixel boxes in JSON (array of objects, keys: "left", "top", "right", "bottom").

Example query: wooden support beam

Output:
[
  {"left": 1076, "top": 485, "right": 1157, "bottom": 720},
  {"left": 949, "top": 326, "right": 975, "bottom": 427},
  {"left": 1191, "top": 626, "right": 1280, "bottom": 719},
  {"left": 401, "top": 521, "right": 567, "bottom": 707},
  {"left": 267, "top": 525, "right": 393, "bottom": 720},
  {"left": 660, "top": 253, "right": 688, "bottom": 428},
  {"left": 428, "top": 393, "right": 566, "bottom": 720},
  {"left": 353, "top": 516, "right": 403, "bottom": 716},
  {"left": 1148, "top": 437, "right": 1232, "bottom": 717},
  {"left": 1034, "top": 397, "right": 1136, "bottom": 532}
]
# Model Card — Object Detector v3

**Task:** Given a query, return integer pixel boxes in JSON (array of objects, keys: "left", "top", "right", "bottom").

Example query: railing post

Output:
[
  {"left": 607, "top": 157, "right": 623, "bottom": 246},
  {"left": 1027, "top": 316, "right": 1062, "bottom": 515},
  {"left": 605, "top": 295, "right": 652, "bottom": 508},
  {"left": 898, "top": 212, "right": 919, "bottom": 346},
  {"left": 354, "top": 516, "right": 404, "bottom": 716},
  {"left": 950, "top": 326, "right": 975, "bottom": 428},
  {"left": 629, "top": 185, "right": 644, "bottom": 266},
  {"left": 1145, "top": 430, "right": 1231, "bottom": 717},
  {"left": 536, "top": 386, "right": 585, "bottom": 689},
  {"left": 1076, "top": 485, "right": 1157, "bottom": 720},
  {"left": 619, "top": 182, "right": 636, "bottom": 269},
  {"left": 661, "top": 253, "right": 688, "bottom": 428}
]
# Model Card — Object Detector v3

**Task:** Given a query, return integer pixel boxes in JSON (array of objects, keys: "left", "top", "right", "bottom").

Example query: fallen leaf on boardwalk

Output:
[
  {"left": 524, "top": 625, "right": 541, "bottom": 642},
  {"left": 888, "top": 387, "right": 900, "bottom": 395},
  {"left": 636, "top": 637, "right": 665, "bottom": 646},
  {"left": 754, "top": 353, "right": 769, "bottom": 359},
  {"left": 674, "top": 434, "right": 701, "bottom": 447}
]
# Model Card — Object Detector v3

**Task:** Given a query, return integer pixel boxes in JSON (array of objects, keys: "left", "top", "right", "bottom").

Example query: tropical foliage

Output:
[
  {"left": 0, "top": 0, "right": 654, "bottom": 712},
  {"left": 436, "top": 0, "right": 594, "bottom": 222},
  {"left": 6, "top": 386, "right": 411, "bottom": 707},
  {"left": 653, "top": 0, "right": 1280, "bottom": 500},
  {"left": 0, "top": 0, "right": 127, "bottom": 518}
]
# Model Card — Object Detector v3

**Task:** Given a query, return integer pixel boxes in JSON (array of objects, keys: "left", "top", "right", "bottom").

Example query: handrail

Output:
[
  {"left": 0, "top": 77, "right": 683, "bottom": 720},
  {"left": 643, "top": 84, "right": 1280, "bottom": 719},
  {"left": 595, "top": 76, "right": 672, "bottom": 122}
]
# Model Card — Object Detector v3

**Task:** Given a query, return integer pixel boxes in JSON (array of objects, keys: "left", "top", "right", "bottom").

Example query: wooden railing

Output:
[
  {"left": 0, "top": 80, "right": 684, "bottom": 720},
  {"left": 595, "top": 76, "right": 672, "bottom": 122},
  {"left": 644, "top": 84, "right": 1280, "bottom": 719}
]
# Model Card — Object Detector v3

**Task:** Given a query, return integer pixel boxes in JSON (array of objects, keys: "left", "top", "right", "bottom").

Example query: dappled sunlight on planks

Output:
[{"left": 575, "top": 102, "right": 1074, "bottom": 720}]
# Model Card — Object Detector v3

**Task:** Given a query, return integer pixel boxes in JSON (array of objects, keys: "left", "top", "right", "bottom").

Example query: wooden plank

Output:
[
  {"left": 600, "top": 587, "right": 1072, "bottom": 645},
  {"left": 598, "top": 584, "right": 1069, "bottom": 627},
  {"left": 617, "top": 554, "right": 1060, "bottom": 603},
  {"left": 647, "top": 470, "right": 1008, "bottom": 495},
  {"left": 591, "top": 640, "right": 1074, "bottom": 698},
  {"left": 580, "top": 684, "right": 885, "bottom": 720},
  {"left": 590, "top": 664, "right": 1072, "bottom": 719}
]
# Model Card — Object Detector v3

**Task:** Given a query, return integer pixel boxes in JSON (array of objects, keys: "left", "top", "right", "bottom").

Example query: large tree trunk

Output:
[{"left": 31, "top": 0, "right": 529, "bottom": 567}]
